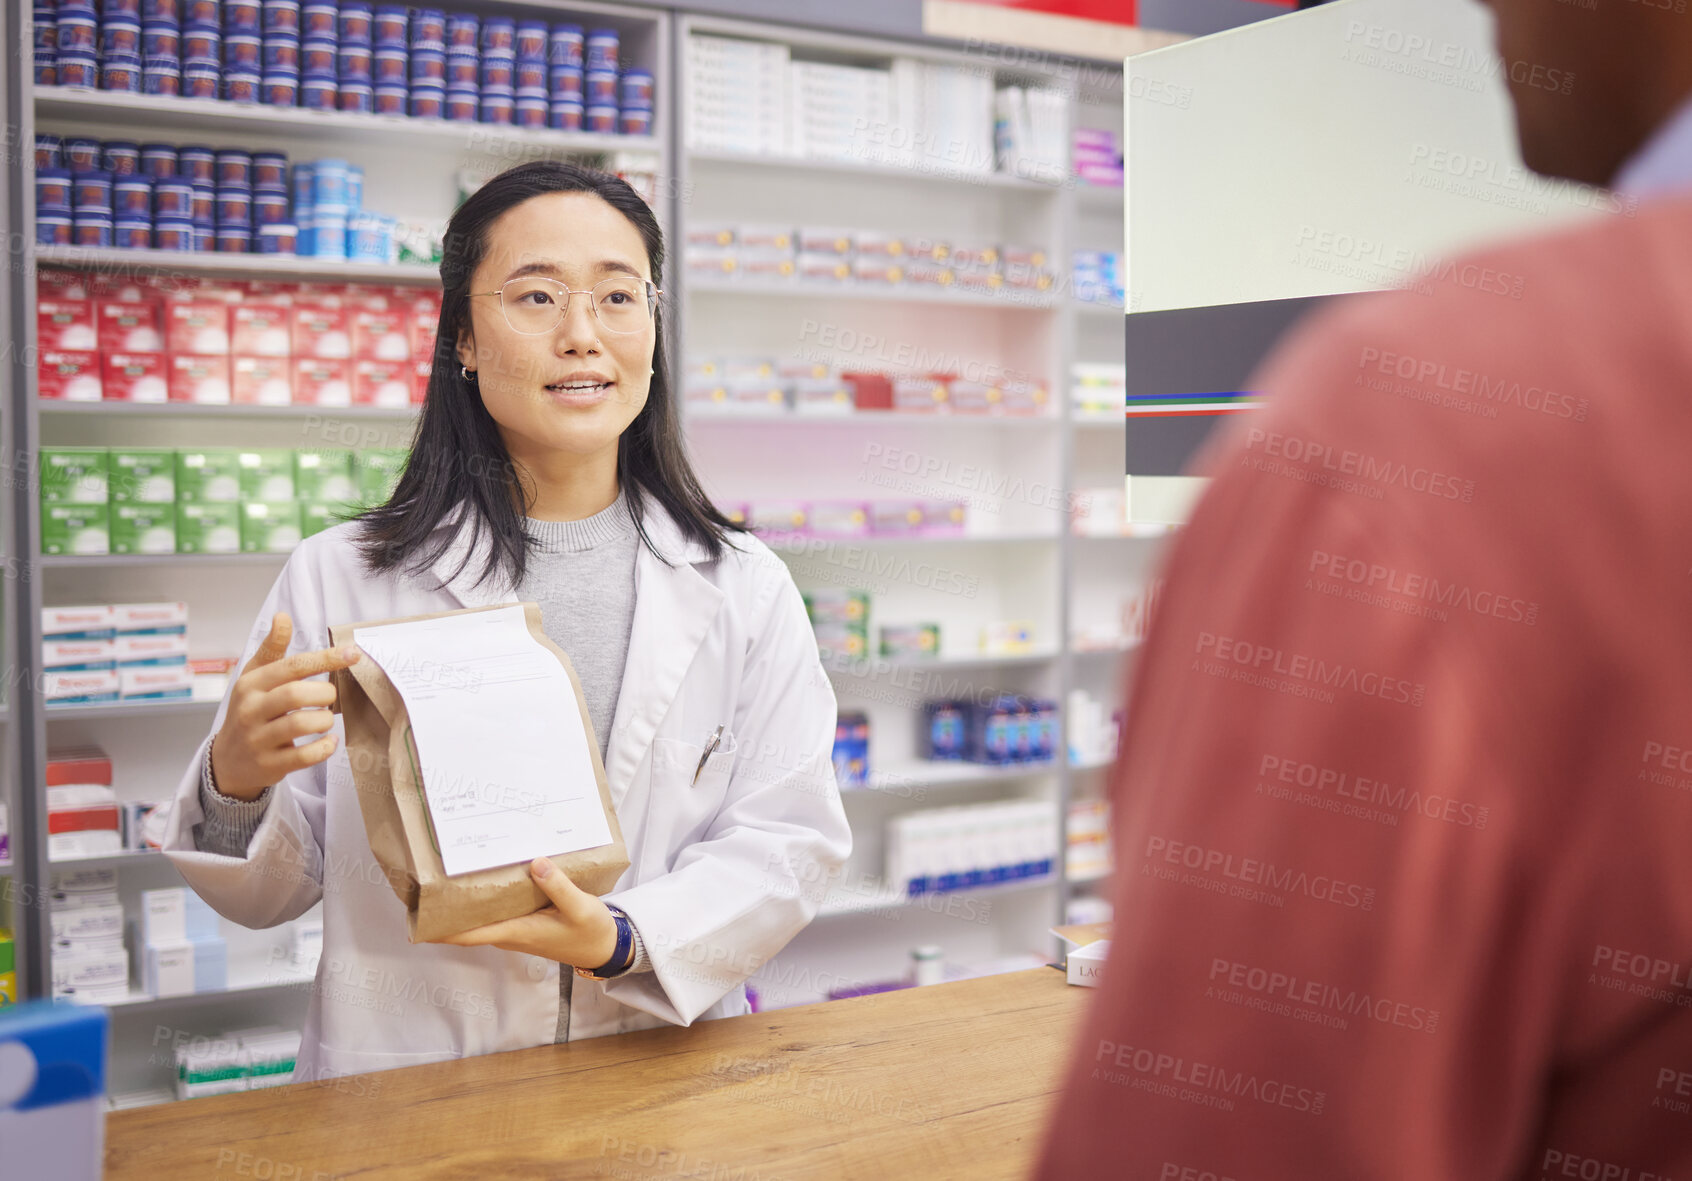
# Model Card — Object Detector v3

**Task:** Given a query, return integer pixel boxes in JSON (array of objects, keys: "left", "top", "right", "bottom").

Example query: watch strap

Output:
[{"left": 575, "top": 905, "right": 635, "bottom": 981}]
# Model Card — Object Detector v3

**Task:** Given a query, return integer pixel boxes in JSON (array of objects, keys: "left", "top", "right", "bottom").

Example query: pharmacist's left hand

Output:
[{"left": 429, "top": 858, "right": 619, "bottom": 968}]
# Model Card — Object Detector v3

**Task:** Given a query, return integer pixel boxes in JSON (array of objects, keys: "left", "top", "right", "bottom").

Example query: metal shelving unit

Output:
[
  {"left": 34, "top": 244, "right": 443, "bottom": 285},
  {"left": 8, "top": 0, "right": 676, "bottom": 1097},
  {"left": 37, "top": 87, "right": 658, "bottom": 156},
  {"left": 5, "top": 0, "right": 1145, "bottom": 1077},
  {"left": 670, "top": 13, "right": 1141, "bottom": 1004}
]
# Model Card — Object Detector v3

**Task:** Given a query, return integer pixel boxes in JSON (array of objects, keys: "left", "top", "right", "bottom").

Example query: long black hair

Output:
[{"left": 355, "top": 159, "right": 744, "bottom": 592}]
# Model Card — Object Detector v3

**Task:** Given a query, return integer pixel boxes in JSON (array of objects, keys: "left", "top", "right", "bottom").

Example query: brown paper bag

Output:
[{"left": 328, "top": 602, "right": 629, "bottom": 943}]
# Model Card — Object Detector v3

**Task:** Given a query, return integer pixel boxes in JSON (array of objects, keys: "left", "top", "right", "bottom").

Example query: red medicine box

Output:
[
  {"left": 101, "top": 353, "right": 170, "bottom": 402},
  {"left": 168, "top": 354, "right": 232, "bottom": 404},
  {"left": 166, "top": 301, "right": 232, "bottom": 356},
  {"left": 232, "top": 356, "right": 294, "bottom": 405},
  {"left": 292, "top": 303, "right": 352, "bottom": 359},
  {"left": 38, "top": 300, "right": 100, "bottom": 351},
  {"left": 231, "top": 304, "right": 294, "bottom": 357},
  {"left": 294, "top": 358, "right": 352, "bottom": 407},
  {"left": 37, "top": 351, "right": 103, "bottom": 401},
  {"left": 46, "top": 747, "right": 114, "bottom": 787},
  {"left": 353, "top": 359, "right": 411, "bottom": 408},
  {"left": 352, "top": 307, "right": 413, "bottom": 361},
  {"left": 97, "top": 300, "right": 165, "bottom": 353}
]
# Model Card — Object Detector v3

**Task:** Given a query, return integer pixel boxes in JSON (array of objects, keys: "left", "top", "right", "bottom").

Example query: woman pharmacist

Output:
[{"left": 161, "top": 160, "right": 851, "bottom": 1081}]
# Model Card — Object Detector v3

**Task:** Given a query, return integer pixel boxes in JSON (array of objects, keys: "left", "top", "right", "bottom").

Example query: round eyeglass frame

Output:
[{"left": 468, "top": 275, "right": 663, "bottom": 336}]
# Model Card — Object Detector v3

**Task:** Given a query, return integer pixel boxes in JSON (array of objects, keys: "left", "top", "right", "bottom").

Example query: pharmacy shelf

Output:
[
  {"left": 35, "top": 87, "right": 660, "bottom": 157},
  {"left": 37, "top": 401, "right": 420, "bottom": 421},
  {"left": 1073, "top": 524, "right": 1182, "bottom": 540},
  {"left": 1066, "top": 866, "right": 1112, "bottom": 885},
  {"left": 855, "top": 761, "right": 1059, "bottom": 796},
  {"left": 45, "top": 699, "right": 216, "bottom": 721},
  {"left": 688, "top": 274, "right": 1057, "bottom": 311},
  {"left": 107, "top": 1090, "right": 177, "bottom": 1112},
  {"left": 41, "top": 533, "right": 1061, "bottom": 571},
  {"left": 34, "top": 245, "right": 441, "bottom": 286},
  {"left": 50, "top": 848, "right": 169, "bottom": 870},
  {"left": 816, "top": 872, "right": 1057, "bottom": 919},
  {"left": 684, "top": 408, "right": 1060, "bottom": 428},
  {"left": 1073, "top": 411, "right": 1125, "bottom": 428},
  {"left": 825, "top": 647, "right": 1060, "bottom": 677},
  {"left": 40, "top": 551, "right": 290, "bottom": 568},
  {"left": 103, "top": 960, "right": 318, "bottom": 1011},
  {"left": 1071, "top": 638, "right": 1144, "bottom": 658},
  {"left": 688, "top": 147, "right": 1062, "bottom": 193},
  {"left": 767, "top": 531, "right": 1060, "bottom": 552}
]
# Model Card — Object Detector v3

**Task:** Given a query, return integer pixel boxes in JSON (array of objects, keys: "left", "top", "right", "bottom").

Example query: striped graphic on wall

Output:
[
  {"left": 1124, "top": 392, "right": 1263, "bottom": 417},
  {"left": 1123, "top": 293, "right": 1358, "bottom": 475}
]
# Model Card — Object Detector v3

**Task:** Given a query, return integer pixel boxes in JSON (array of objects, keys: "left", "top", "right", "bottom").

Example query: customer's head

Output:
[{"left": 1482, "top": 0, "right": 1692, "bottom": 185}]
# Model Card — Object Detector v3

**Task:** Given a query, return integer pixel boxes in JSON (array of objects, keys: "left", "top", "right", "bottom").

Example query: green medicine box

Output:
[
  {"left": 176, "top": 502, "right": 242, "bottom": 553},
  {"left": 109, "top": 448, "right": 177, "bottom": 504},
  {"left": 238, "top": 449, "right": 297, "bottom": 502},
  {"left": 241, "top": 502, "right": 302, "bottom": 554},
  {"left": 356, "top": 449, "right": 408, "bottom": 505},
  {"left": 39, "top": 448, "right": 109, "bottom": 504},
  {"left": 175, "top": 450, "right": 243, "bottom": 503},
  {"left": 110, "top": 503, "right": 178, "bottom": 555},
  {"left": 300, "top": 500, "right": 356, "bottom": 539},
  {"left": 294, "top": 450, "right": 357, "bottom": 503},
  {"left": 41, "top": 503, "right": 110, "bottom": 555}
]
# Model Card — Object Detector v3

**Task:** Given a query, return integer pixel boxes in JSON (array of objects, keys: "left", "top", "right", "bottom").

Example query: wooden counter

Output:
[{"left": 105, "top": 967, "right": 1090, "bottom": 1181}]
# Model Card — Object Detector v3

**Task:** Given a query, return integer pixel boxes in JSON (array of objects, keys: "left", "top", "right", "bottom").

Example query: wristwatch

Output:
[{"left": 575, "top": 905, "right": 635, "bottom": 981}]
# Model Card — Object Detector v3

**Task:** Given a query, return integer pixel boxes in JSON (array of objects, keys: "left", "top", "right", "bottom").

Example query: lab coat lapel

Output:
[{"left": 605, "top": 506, "right": 724, "bottom": 810}]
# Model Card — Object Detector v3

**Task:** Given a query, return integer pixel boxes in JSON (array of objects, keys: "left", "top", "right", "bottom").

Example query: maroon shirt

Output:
[{"left": 1037, "top": 198, "right": 1692, "bottom": 1180}]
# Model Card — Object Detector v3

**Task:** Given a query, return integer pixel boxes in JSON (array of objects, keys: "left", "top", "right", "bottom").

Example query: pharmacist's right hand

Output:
[{"left": 209, "top": 612, "right": 363, "bottom": 802}]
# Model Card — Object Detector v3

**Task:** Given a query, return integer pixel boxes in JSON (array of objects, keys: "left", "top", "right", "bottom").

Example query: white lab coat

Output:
[{"left": 162, "top": 497, "right": 851, "bottom": 1081}]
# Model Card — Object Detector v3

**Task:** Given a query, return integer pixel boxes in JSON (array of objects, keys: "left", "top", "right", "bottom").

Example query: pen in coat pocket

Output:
[{"left": 693, "top": 724, "right": 725, "bottom": 786}]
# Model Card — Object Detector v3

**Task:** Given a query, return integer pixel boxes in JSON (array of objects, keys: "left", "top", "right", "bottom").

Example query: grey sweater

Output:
[{"left": 195, "top": 489, "right": 644, "bottom": 1040}]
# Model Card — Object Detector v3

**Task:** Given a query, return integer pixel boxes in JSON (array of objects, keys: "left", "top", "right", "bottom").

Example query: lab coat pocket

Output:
[{"left": 643, "top": 735, "right": 738, "bottom": 873}]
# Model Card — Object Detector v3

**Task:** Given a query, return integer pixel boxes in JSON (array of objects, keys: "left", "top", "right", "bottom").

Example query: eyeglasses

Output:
[{"left": 469, "top": 275, "right": 661, "bottom": 336}]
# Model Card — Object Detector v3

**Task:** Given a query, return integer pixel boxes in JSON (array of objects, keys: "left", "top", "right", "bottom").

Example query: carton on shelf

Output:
[
  {"left": 39, "top": 449, "right": 109, "bottom": 504},
  {"left": 97, "top": 300, "right": 165, "bottom": 352},
  {"left": 174, "top": 450, "right": 242, "bottom": 502},
  {"left": 37, "top": 351, "right": 102, "bottom": 401},
  {"left": 109, "top": 504, "right": 177, "bottom": 555},
  {"left": 167, "top": 355, "right": 232, "bottom": 404},
  {"left": 232, "top": 357, "right": 294, "bottom": 406},
  {"left": 175, "top": 503, "right": 242, "bottom": 554},
  {"left": 108, "top": 448, "right": 177, "bottom": 503},
  {"left": 165, "top": 301, "right": 231, "bottom": 355},
  {"left": 231, "top": 304, "right": 293, "bottom": 357},
  {"left": 41, "top": 505, "right": 110, "bottom": 557},
  {"left": 240, "top": 502, "right": 302, "bottom": 554}
]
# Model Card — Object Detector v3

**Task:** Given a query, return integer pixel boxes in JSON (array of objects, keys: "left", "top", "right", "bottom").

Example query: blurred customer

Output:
[{"left": 1037, "top": 2, "right": 1692, "bottom": 1177}]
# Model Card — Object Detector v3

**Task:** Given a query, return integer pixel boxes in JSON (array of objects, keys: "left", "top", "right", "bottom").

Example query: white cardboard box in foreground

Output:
[{"left": 1067, "top": 939, "right": 1109, "bottom": 987}]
